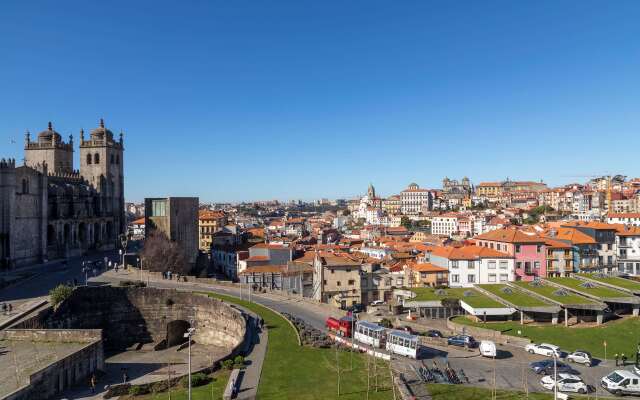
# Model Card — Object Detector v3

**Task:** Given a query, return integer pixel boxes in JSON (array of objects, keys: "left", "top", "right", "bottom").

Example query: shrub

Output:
[
  {"left": 128, "top": 386, "right": 147, "bottom": 396},
  {"left": 233, "top": 355, "right": 245, "bottom": 367},
  {"left": 222, "top": 359, "right": 234, "bottom": 370},
  {"left": 181, "top": 372, "right": 209, "bottom": 388},
  {"left": 379, "top": 318, "right": 393, "bottom": 328},
  {"left": 49, "top": 284, "right": 74, "bottom": 307}
]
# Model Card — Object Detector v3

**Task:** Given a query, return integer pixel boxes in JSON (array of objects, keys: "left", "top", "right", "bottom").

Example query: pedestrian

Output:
[
  {"left": 1, "top": 303, "right": 6, "bottom": 315},
  {"left": 615, "top": 353, "right": 619, "bottom": 366},
  {"left": 90, "top": 374, "right": 96, "bottom": 393},
  {"left": 122, "top": 370, "right": 128, "bottom": 383},
  {"left": 622, "top": 353, "right": 628, "bottom": 366},
  {"left": 7, "top": 303, "right": 12, "bottom": 313}
]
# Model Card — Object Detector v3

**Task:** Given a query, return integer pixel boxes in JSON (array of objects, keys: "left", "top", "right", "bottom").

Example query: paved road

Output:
[{"left": 0, "top": 250, "right": 118, "bottom": 303}]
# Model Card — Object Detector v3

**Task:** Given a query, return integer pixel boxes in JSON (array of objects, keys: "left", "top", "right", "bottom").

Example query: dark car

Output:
[
  {"left": 345, "top": 303, "right": 365, "bottom": 313},
  {"left": 529, "top": 360, "right": 573, "bottom": 375},
  {"left": 426, "top": 329, "right": 443, "bottom": 338},
  {"left": 447, "top": 335, "right": 476, "bottom": 347}
]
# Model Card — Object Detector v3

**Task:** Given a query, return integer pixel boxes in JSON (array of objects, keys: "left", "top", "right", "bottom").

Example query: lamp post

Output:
[
  {"left": 553, "top": 352, "right": 558, "bottom": 400},
  {"left": 137, "top": 257, "right": 141, "bottom": 282},
  {"left": 184, "top": 327, "right": 196, "bottom": 400}
]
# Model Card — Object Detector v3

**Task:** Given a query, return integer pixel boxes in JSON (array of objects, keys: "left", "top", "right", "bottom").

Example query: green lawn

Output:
[
  {"left": 547, "top": 277, "right": 632, "bottom": 299},
  {"left": 410, "top": 287, "right": 506, "bottom": 308},
  {"left": 428, "top": 384, "right": 553, "bottom": 399},
  {"left": 479, "top": 284, "right": 550, "bottom": 308},
  {"left": 205, "top": 292, "right": 393, "bottom": 400},
  {"left": 452, "top": 315, "right": 640, "bottom": 358},
  {"left": 512, "top": 281, "right": 597, "bottom": 305},
  {"left": 577, "top": 274, "right": 640, "bottom": 292},
  {"left": 124, "top": 370, "right": 230, "bottom": 399}
]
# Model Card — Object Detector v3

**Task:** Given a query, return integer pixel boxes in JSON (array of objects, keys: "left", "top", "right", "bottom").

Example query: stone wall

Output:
[
  {"left": 1, "top": 329, "right": 103, "bottom": 400},
  {"left": 35, "top": 286, "right": 246, "bottom": 351}
]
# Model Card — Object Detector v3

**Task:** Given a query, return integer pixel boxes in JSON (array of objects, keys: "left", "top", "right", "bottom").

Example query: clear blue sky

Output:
[{"left": 1, "top": 1, "right": 639, "bottom": 202}]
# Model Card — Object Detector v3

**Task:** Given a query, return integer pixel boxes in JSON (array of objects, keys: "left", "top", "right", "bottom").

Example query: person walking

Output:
[
  {"left": 7, "top": 303, "right": 12, "bottom": 313},
  {"left": 122, "top": 369, "right": 128, "bottom": 383},
  {"left": 90, "top": 374, "right": 96, "bottom": 393},
  {"left": 1, "top": 303, "right": 6, "bottom": 315},
  {"left": 622, "top": 353, "right": 628, "bottom": 366},
  {"left": 615, "top": 353, "right": 619, "bottom": 366}
]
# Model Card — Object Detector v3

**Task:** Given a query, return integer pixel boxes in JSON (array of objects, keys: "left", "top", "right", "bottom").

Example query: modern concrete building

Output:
[{"left": 144, "top": 197, "right": 199, "bottom": 267}]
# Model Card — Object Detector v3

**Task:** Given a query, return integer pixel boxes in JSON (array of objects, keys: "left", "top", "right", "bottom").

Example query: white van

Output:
[
  {"left": 601, "top": 370, "right": 640, "bottom": 396},
  {"left": 479, "top": 340, "right": 497, "bottom": 358}
]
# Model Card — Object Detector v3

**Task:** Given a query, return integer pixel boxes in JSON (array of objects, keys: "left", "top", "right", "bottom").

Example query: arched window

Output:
[
  {"left": 86, "top": 154, "right": 92, "bottom": 165},
  {"left": 94, "top": 153, "right": 100, "bottom": 164},
  {"left": 116, "top": 155, "right": 120, "bottom": 164},
  {"left": 21, "top": 179, "right": 29, "bottom": 194},
  {"left": 110, "top": 154, "right": 114, "bottom": 164}
]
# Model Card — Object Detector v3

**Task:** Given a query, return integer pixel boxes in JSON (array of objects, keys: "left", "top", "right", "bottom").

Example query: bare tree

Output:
[{"left": 140, "top": 231, "right": 189, "bottom": 274}]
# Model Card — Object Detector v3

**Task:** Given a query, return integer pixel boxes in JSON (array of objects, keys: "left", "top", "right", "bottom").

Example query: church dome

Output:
[
  {"left": 37, "top": 122, "right": 62, "bottom": 142},
  {"left": 90, "top": 118, "right": 114, "bottom": 140}
]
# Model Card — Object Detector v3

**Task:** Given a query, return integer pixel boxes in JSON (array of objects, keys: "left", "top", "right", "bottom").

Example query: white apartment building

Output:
[
  {"left": 431, "top": 214, "right": 458, "bottom": 236},
  {"left": 401, "top": 183, "right": 431, "bottom": 215},
  {"left": 428, "top": 246, "right": 515, "bottom": 287},
  {"left": 617, "top": 226, "right": 640, "bottom": 275},
  {"left": 608, "top": 213, "right": 640, "bottom": 226}
]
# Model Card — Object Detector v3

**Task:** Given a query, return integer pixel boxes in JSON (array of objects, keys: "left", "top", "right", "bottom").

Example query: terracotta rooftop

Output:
[{"left": 474, "top": 228, "right": 544, "bottom": 243}]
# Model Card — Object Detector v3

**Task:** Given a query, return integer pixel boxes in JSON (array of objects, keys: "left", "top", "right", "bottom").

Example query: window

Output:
[
  {"left": 151, "top": 200, "right": 166, "bottom": 216},
  {"left": 323, "top": 280, "right": 327, "bottom": 285},
  {"left": 467, "top": 274, "right": 475, "bottom": 283},
  {"left": 488, "top": 274, "right": 497, "bottom": 283},
  {"left": 94, "top": 153, "right": 100, "bottom": 164},
  {"left": 534, "top": 262, "right": 540, "bottom": 269},
  {"left": 499, "top": 260, "right": 508, "bottom": 270},
  {"left": 331, "top": 269, "right": 334, "bottom": 274},
  {"left": 499, "top": 274, "right": 508, "bottom": 282},
  {"left": 515, "top": 245, "right": 521, "bottom": 253},
  {"left": 348, "top": 279, "right": 355, "bottom": 285},
  {"left": 21, "top": 179, "right": 29, "bottom": 194},
  {"left": 451, "top": 274, "right": 459, "bottom": 283},
  {"left": 536, "top": 245, "right": 542, "bottom": 253},
  {"left": 110, "top": 154, "right": 114, "bottom": 164},
  {"left": 488, "top": 261, "right": 496, "bottom": 269},
  {"left": 336, "top": 281, "right": 341, "bottom": 286},
  {"left": 451, "top": 260, "right": 458, "bottom": 268},
  {"left": 516, "top": 262, "right": 522, "bottom": 270},
  {"left": 86, "top": 154, "right": 92, "bottom": 164},
  {"left": 116, "top": 155, "right": 120, "bottom": 164}
]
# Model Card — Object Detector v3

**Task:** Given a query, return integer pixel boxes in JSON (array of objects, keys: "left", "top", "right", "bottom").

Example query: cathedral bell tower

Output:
[{"left": 79, "top": 118, "right": 125, "bottom": 236}]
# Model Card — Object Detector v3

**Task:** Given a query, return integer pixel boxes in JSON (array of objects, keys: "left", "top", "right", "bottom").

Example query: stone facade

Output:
[{"left": 0, "top": 119, "right": 125, "bottom": 267}]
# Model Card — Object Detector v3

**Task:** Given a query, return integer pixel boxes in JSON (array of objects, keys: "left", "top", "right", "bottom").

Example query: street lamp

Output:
[
  {"left": 184, "top": 327, "right": 196, "bottom": 400},
  {"left": 553, "top": 352, "right": 558, "bottom": 400},
  {"left": 137, "top": 257, "right": 141, "bottom": 282}
]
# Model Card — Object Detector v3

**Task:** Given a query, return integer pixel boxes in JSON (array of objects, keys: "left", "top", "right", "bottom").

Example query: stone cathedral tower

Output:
[{"left": 79, "top": 118, "right": 126, "bottom": 237}]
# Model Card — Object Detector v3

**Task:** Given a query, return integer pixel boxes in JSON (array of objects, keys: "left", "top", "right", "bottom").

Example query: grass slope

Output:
[
  {"left": 512, "top": 281, "right": 596, "bottom": 305},
  {"left": 479, "top": 284, "right": 550, "bottom": 308},
  {"left": 124, "top": 370, "right": 230, "bottom": 400},
  {"left": 452, "top": 315, "right": 640, "bottom": 358},
  {"left": 428, "top": 384, "right": 553, "bottom": 399},
  {"left": 547, "top": 277, "right": 631, "bottom": 299},
  {"left": 577, "top": 274, "right": 640, "bottom": 292},
  {"left": 206, "top": 292, "right": 393, "bottom": 400},
  {"left": 410, "top": 287, "right": 505, "bottom": 308}
]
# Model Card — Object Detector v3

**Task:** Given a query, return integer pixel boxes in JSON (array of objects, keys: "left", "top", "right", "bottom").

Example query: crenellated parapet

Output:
[
  {"left": 47, "top": 169, "right": 85, "bottom": 181},
  {"left": 0, "top": 158, "right": 16, "bottom": 169}
]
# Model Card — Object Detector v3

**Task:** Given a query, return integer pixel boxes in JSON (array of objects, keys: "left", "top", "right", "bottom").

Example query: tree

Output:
[
  {"left": 50, "top": 284, "right": 74, "bottom": 308},
  {"left": 341, "top": 209, "right": 351, "bottom": 216},
  {"left": 400, "top": 216, "right": 412, "bottom": 229},
  {"left": 140, "top": 230, "right": 189, "bottom": 274}
]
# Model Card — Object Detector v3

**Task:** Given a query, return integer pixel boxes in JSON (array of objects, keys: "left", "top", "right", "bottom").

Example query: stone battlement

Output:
[{"left": 0, "top": 158, "right": 16, "bottom": 169}]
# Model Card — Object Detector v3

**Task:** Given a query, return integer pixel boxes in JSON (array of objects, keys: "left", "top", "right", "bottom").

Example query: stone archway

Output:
[
  {"left": 47, "top": 225, "right": 57, "bottom": 246},
  {"left": 78, "top": 223, "right": 86, "bottom": 245}
]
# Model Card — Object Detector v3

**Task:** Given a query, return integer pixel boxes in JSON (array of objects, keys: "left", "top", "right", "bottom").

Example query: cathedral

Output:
[{"left": 0, "top": 119, "right": 125, "bottom": 268}]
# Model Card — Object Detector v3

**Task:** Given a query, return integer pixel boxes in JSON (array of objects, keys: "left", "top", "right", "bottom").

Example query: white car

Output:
[
  {"left": 370, "top": 300, "right": 385, "bottom": 306},
  {"left": 541, "top": 373, "right": 588, "bottom": 394},
  {"left": 525, "top": 343, "right": 561, "bottom": 357}
]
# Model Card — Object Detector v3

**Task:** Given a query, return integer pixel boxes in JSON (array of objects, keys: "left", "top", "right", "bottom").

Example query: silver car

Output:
[{"left": 566, "top": 350, "right": 592, "bottom": 367}]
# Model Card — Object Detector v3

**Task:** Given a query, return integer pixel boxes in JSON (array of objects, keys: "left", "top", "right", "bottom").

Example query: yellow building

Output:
[{"left": 198, "top": 210, "right": 227, "bottom": 250}]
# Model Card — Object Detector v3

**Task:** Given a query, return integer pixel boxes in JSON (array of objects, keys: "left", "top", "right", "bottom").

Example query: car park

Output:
[
  {"left": 601, "top": 370, "right": 640, "bottom": 396},
  {"left": 447, "top": 335, "right": 476, "bottom": 348},
  {"left": 540, "top": 373, "right": 588, "bottom": 394},
  {"left": 529, "top": 360, "right": 573, "bottom": 375},
  {"left": 525, "top": 343, "right": 561, "bottom": 357},
  {"left": 566, "top": 350, "right": 593, "bottom": 366}
]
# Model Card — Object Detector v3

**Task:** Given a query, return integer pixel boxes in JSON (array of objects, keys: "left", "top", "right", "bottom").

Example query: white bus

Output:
[
  {"left": 386, "top": 330, "right": 419, "bottom": 359},
  {"left": 354, "top": 321, "right": 386, "bottom": 348}
]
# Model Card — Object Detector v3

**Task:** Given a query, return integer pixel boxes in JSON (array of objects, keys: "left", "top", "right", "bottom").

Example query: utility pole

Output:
[
  {"left": 373, "top": 351, "right": 378, "bottom": 391},
  {"left": 492, "top": 354, "right": 497, "bottom": 400},
  {"left": 553, "top": 354, "right": 558, "bottom": 400},
  {"left": 388, "top": 362, "right": 396, "bottom": 400},
  {"left": 335, "top": 342, "right": 341, "bottom": 396},
  {"left": 184, "top": 327, "right": 196, "bottom": 400},
  {"left": 366, "top": 351, "right": 370, "bottom": 400},
  {"left": 167, "top": 362, "right": 172, "bottom": 400}
]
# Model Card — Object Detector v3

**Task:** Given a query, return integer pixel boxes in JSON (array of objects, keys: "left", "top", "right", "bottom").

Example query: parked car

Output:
[
  {"left": 601, "top": 370, "right": 640, "bottom": 396},
  {"left": 426, "top": 329, "right": 443, "bottom": 338},
  {"left": 525, "top": 343, "right": 561, "bottom": 357},
  {"left": 529, "top": 360, "right": 573, "bottom": 375},
  {"left": 540, "top": 373, "right": 589, "bottom": 394},
  {"left": 345, "top": 303, "right": 365, "bottom": 313},
  {"left": 566, "top": 350, "right": 593, "bottom": 366},
  {"left": 370, "top": 300, "right": 385, "bottom": 306},
  {"left": 447, "top": 335, "right": 476, "bottom": 348}
]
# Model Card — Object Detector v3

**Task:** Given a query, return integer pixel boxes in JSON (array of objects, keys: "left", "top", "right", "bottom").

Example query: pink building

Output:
[{"left": 472, "top": 228, "right": 546, "bottom": 281}]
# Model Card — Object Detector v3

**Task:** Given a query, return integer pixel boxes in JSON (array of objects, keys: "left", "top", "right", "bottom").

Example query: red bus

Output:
[{"left": 325, "top": 316, "right": 355, "bottom": 337}]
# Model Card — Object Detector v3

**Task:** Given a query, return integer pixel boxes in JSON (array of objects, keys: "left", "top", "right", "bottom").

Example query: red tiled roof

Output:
[{"left": 474, "top": 228, "right": 544, "bottom": 244}]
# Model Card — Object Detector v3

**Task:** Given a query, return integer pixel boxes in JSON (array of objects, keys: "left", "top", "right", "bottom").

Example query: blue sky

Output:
[{"left": 1, "top": 1, "right": 639, "bottom": 202}]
